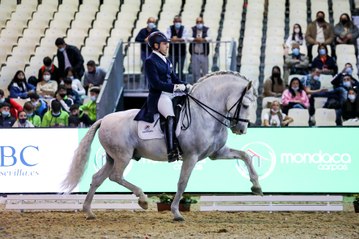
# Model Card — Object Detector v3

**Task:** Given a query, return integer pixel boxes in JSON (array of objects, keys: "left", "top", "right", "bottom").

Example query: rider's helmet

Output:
[{"left": 147, "top": 31, "right": 169, "bottom": 50}]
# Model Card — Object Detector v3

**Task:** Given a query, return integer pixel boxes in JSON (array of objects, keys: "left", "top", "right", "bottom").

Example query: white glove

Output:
[
  {"left": 186, "top": 84, "right": 193, "bottom": 92},
  {"left": 174, "top": 84, "right": 186, "bottom": 92}
]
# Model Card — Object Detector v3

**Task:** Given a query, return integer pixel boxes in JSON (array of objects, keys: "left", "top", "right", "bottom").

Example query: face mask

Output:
[
  {"left": 59, "top": 93, "right": 66, "bottom": 98},
  {"left": 43, "top": 75, "right": 51, "bottom": 81},
  {"left": 59, "top": 47, "right": 65, "bottom": 52},
  {"left": 32, "top": 101, "right": 39, "bottom": 107},
  {"left": 90, "top": 96, "right": 97, "bottom": 102},
  {"left": 345, "top": 68, "right": 353, "bottom": 75},
  {"left": 174, "top": 22, "right": 181, "bottom": 29},
  {"left": 27, "top": 112, "right": 33, "bottom": 117},
  {"left": 317, "top": 17, "right": 324, "bottom": 23},
  {"left": 292, "top": 86, "right": 299, "bottom": 91},
  {"left": 343, "top": 81, "right": 351, "bottom": 88},
  {"left": 292, "top": 48, "right": 300, "bottom": 56},
  {"left": 0, "top": 98, "right": 4, "bottom": 103},
  {"left": 67, "top": 89, "right": 73, "bottom": 94},
  {"left": 196, "top": 23, "right": 203, "bottom": 29},
  {"left": 19, "top": 118, "right": 27, "bottom": 124},
  {"left": 271, "top": 109, "right": 279, "bottom": 114},
  {"left": 52, "top": 111, "right": 61, "bottom": 117},
  {"left": 147, "top": 22, "right": 156, "bottom": 29},
  {"left": 348, "top": 94, "right": 356, "bottom": 102},
  {"left": 18, "top": 75, "right": 25, "bottom": 80},
  {"left": 69, "top": 76, "right": 74, "bottom": 79},
  {"left": 319, "top": 49, "right": 326, "bottom": 56},
  {"left": 294, "top": 28, "right": 300, "bottom": 33},
  {"left": 1, "top": 111, "right": 9, "bottom": 117},
  {"left": 272, "top": 72, "right": 280, "bottom": 78},
  {"left": 313, "top": 75, "right": 320, "bottom": 81},
  {"left": 341, "top": 19, "right": 348, "bottom": 25}
]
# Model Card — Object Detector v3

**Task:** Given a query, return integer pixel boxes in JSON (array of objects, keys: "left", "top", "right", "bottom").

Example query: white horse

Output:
[{"left": 62, "top": 71, "right": 262, "bottom": 221}]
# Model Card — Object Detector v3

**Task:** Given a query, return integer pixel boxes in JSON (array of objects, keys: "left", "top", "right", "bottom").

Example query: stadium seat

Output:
[
  {"left": 314, "top": 108, "right": 336, "bottom": 126},
  {"left": 260, "top": 108, "right": 270, "bottom": 125},
  {"left": 319, "top": 74, "right": 334, "bottom": 90},
  {"left": 342, "top": 119, "right": 359, "bottom": 126},
  {"left": 288, "top": 108, "right": 309, "bottom": 126},
  {"left": 314, "top": 97, "right": 328, "bottom": 109}
]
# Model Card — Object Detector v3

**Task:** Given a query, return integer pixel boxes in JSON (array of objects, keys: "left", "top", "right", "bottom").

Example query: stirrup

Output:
[{"left": 168, "top": 151, "right": 179, "bottom": 163}]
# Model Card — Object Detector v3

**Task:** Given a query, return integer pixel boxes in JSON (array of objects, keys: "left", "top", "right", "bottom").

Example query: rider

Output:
[{"left": 134, "top": 31, "right": 192, "bottom": 162}]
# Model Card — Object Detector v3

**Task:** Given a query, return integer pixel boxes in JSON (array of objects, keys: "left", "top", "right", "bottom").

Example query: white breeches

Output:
[{"left": 157, "top": 92, "right": 174, "bottom": 118}]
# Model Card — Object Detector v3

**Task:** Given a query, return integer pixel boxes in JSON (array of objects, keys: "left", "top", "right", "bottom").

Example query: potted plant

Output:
[
  {"left": 353, "top": 194, "right": 359, "bottom": 213},
  {"left": 156, "top": 193, "right": 197, "bottom": 212}
]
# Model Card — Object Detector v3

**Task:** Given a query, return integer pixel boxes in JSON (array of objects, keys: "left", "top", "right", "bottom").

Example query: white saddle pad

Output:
[{"left": 137, "top": 113, "right": 182, "bottom": 140}]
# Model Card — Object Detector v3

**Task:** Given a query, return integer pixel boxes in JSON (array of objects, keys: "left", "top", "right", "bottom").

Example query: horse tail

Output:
[{"left": 62, "top": 119, "right": 102, "bottom": 193}]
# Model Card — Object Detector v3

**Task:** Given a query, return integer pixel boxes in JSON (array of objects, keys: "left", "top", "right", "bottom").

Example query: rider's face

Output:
[{"left": 158, "top": 42, "right": 168, "bottom": 56}]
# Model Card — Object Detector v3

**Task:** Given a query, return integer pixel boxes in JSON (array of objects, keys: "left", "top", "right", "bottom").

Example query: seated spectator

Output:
[
  {"left": 79, "top": 87, "right": 100, "bottom": 123},
  {"left": 284, "top": 43, "right": 309, "bottom": 80},
  {"left": 63, "top": 78, "right": 82, "bottom": 105},
  {"left": 284, "top": 23, "right": 306, "bottom": 53},
  {"left": 7, "top": 70, "right": 35, "bottom": 99},
  {"left": 0, "top": 89, "right": 23, "bottom": 118},
  {"left": 64, "top": 67, "right": 86, "bottom": 97},
  {"left": 305, "top": 11, "right": 335, "bottom": 62},
  {"left": 262, "top": 100, "right": 293, "bottom": 127},
  {"left": 331, "top": 63, "right": 357, "bottom": 88},
  {"left": 54, "top": 85, "right": 74, "bottom": 113},
  {"left": 23, "top": 101, "right": 41, "bottom": 127},
  {"left": 83, "top": 60, "right": 106, "bottom": 93},
  {"left": 263, "top": 66, "right": 286, "bottom": 97},
  {"left": 41, "top": 100, "right": 69, "bottom": 127},
  {"left": 68, "top": 104, "right": 93, "bottom": 128},
  {"left": 0, "top": 102, "right": 16, "bottom": 127},
  {"left": 12, "top": 110, "right": 34, "bottom": 128},
  {"left": 36, "top": 70, "right": 58, "bottom": 99},
  {"left": 334, "top": 13, "right": 359, "bottom": 46},
  {"left": 342, "top": 88, "right": 359, "bottom": 121},
  {"left": 281, "top": 77, "right": 309, "bottom": 114},
  {"left": 301, "top": 68, "right": 328, "bottom": 95},
  {"left": 311, "top": 44, "right": 338, "bottom": 75},
  {"left": 38, "top": 56, "right": 61, "bottom": 85},
  {"left": 28, "top": 92, "right": 48, "bottom": 118}
]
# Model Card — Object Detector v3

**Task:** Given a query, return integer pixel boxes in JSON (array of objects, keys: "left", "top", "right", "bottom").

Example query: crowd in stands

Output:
[
  {"left": 262, "top": 11, "right": 359, "bottom": 127},
  {"left": 0, "top": 37, "right": 106, "bottom": 128}
]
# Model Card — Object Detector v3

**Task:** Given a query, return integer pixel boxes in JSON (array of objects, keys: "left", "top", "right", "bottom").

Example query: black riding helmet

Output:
[{"left": 147, "top": 31, "right": 169, "bottom": 50}]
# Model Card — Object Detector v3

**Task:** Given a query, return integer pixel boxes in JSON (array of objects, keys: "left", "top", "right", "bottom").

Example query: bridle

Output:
[{"left": 182, "top": 81, "right": 252, "bottom": 130}]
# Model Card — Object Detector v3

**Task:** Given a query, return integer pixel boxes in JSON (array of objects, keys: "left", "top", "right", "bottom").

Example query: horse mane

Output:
[{"left": 196, "top": 71, "right": 250, "bottom": 83}]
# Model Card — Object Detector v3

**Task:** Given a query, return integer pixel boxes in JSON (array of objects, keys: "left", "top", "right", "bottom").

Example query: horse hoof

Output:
[
  {"left": 86, "top": 214, "right": 96, "bottom": 220},
  {"left": 173, "top": 217, "right": 185, "bottom": 222},
  {"left": 251, "top": 186, "right": 263, "bottom": 196},
  {"left": 138, "top": 200, "right": 148, "bottom": 210}
]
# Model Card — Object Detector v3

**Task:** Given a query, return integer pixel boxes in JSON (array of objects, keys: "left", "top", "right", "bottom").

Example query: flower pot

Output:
[
  {"left": 353, "top": 201, "right": 359, "bottom": 213},
  {"left": 156, "top": 203, "right": 191, "bottom": 212}
]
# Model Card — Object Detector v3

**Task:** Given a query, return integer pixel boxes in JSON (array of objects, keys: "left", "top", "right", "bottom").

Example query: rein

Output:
[{"left": 181, "top": 82, "right": 251, "bottom": 130}]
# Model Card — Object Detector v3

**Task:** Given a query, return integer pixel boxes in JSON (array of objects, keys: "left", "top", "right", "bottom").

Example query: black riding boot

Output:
[{"left": 165, "top": 116, "right": 179, "bottom": 162}]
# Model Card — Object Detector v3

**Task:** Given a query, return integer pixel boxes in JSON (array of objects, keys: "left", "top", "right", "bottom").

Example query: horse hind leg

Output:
[
  {"left": 108, "top": 155, "right": 148, "bottom": 210},
  {"left": 83, "top": 153, "right": 114, "bottom": 220}
]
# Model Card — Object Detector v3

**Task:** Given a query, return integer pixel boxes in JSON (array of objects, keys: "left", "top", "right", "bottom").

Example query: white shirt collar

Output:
[{"left": 153, "top": 51, "right": 167, "bottom": 63}]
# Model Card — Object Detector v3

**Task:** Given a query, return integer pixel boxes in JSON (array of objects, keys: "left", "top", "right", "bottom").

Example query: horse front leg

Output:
[
  {"left": 210, "top": 146, "right": 263, "bottom": 195},
  {"left": 171, "top": 157, "right": 197, "bottom": 221}
]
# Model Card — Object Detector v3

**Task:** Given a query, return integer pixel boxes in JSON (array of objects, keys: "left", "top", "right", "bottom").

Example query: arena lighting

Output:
[{"left": 0, "top": 128, "right": 358, "bottom": 193}]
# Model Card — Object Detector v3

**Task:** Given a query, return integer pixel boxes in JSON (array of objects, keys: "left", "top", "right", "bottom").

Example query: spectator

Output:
[
  {"left": 12, "top": 110, "right": 34, "bottom": 128},
  {"left": 23, "top": 101, "right": 41, "bottom": 127},
  {"left": 305, "top": 11, "right": 335, "bottom": 62},
  {"left": 135, "top": 17, "right": 159, "bottom": 65},
  {"left": 284, "top": 43, "right": 309, "bottom": 81},
  {"left": 55, "top": 37, "right": 85, "bottom": 80},
  {"left": 0, "top": 102, "right": 16, "bottom": 128},
  {"left": 301, "top": 68, "right": 328, "bottom": 95},
  {"left": 331, "top": 63, "right": 356, "bottom": 88},
  {"left": 165, "top": 15, "right": 188, "bottom": 80},
  {"left": 83, "top": 60, "right": 106, "bottom": 93},
  {"left": 334, "top": 13, "right": 359, "bottom": 46},
  {"left": 262, "top": 100, "right": 293, "bottom": 127},
  {"left": 41, "top": 100, "right": 69, "bottom": 127},
  {"left": 281, "top": 77, "right": 309, "bottom": 114},
  {"left": 63, "top": 78, "right": 82, "bottom": 105},
  {"left": 7, "top": 70, "right": 35, "bottom": 99},
  {"left": 79, "top": 87, "right": 100, "bottom": 123},
  {"left": 64, "top": 67, "right": 86, "bottom": 97},
  {"left": 284, "top": 23, "right": 306, "bottom": 53},
  {"left": 188, "top": 17, "right": 211, "bottom": 83},
  {"left": 55, "top": 85, "right": 74, "bottom": 113},
  {"left": 342, "top": 88, "right": 359, "bottom": 121},
  {"left": 36, "top": 70, "right": 58, "bottom": 98},
  {"left": 0, "top": 89, "right": 23, "bottom": 118},
  {"left": 38, "top": 56, "right": 61, "bottom": 85},
  {"left": 311, "top": 44, "right": 338, "bottom": 75},
  {"left": 28, "top": 92, "right": 48, "bottom": 118},
  {"left": 68, "top": 104, "right": 93, "bottom": 128},
  {"left": 263, "top": 66, "right": 286, "bottom": 97}
]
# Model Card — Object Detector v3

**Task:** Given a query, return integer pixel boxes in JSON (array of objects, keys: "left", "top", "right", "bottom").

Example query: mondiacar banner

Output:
[{"left": 0, "top": 128, "right": 358, "bottom": 193}]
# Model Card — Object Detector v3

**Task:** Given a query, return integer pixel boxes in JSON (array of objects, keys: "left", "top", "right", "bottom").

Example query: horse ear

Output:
[{"left": 246, "top": 81, "right": 252, "bottom": 91}]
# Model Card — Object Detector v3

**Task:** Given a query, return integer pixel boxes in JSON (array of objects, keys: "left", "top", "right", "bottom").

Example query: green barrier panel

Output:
[{"left": 79, "top": 127, "right": 359, "bottom": 193}]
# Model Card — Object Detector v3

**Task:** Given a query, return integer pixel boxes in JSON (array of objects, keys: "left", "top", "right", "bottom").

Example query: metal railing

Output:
[
  {"left": 122, "top": 40, "right": 237, "bottom": 92},
  {"left": 96, "top": 41, "right": 124, "bottom": 119}
]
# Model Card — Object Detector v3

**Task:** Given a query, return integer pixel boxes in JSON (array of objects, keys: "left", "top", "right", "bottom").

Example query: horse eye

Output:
[{"left": 242, "top": 104, "right": 249, "bottom": 109}]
